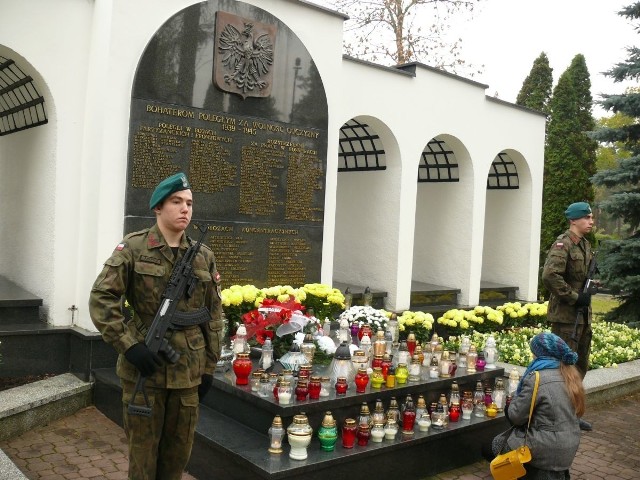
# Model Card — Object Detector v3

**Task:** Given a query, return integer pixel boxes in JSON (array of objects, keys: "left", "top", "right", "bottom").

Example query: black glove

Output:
[
  {"left": 124, "top": 343, "right": 163, "bottom": 377},
  {"left": 575, "top": 292, "right": 592, "bottom": 307},
  {"left": 198, "top": 374, "right": 213, "bottom": 399}
]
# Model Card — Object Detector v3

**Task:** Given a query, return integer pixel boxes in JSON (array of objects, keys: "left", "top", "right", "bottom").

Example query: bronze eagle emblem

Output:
[{"left": 218, "top": 21, "right": 274, "bottom": 96}]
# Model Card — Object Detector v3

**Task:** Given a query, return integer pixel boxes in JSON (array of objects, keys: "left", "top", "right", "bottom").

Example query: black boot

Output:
[{"left": 579, "top": 419, "right": 592, "bottom": 431}]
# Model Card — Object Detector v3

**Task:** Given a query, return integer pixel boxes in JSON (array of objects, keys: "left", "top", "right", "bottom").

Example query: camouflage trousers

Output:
[
  {"left": 122, "top": 380, "right": 199, "bottom": 480},
  {"left": 551, "top": 322, "right": 593, "bottom": 379}
]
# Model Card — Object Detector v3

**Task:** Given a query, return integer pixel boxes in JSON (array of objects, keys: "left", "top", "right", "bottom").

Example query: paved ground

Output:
[{"left": 1, "top": 390, "right": 639, "bottom": 480}]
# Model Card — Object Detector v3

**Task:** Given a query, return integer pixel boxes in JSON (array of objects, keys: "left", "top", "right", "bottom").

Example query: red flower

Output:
[{"left": 240, "top": 298, "right": 308, "bottom": 342}]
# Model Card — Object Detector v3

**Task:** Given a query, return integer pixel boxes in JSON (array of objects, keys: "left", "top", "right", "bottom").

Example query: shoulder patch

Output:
[
  {"left": 214, "top": 271, "right": 221, "bottom": 283},
  {"left": 554, "top": 242, "right": 564, "bottom": 249},
  {"left": 115, "top": 242, "right": 126, "bottom": 251}
]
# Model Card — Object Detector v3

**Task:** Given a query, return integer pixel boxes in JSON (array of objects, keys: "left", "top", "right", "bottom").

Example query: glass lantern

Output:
[
  {"left": 328, "top": 341, "right": 357, "bottom": 385},
  {"left": 317, "top": 411, "right": 338, "bottom": 451},
  {"left": 483, "top": 334, "right": 499, "bottom": 369},
  {"left": 373, "top": 330, "right": 386, "bottom": 356},
  {"left": 338, "top": 318, "right": 351, "bottom": 345},
  {"left": 429, "top": 354, "right": 439, "bottom": 379},
  {"left": 258, "top": 337, "right": 274, "bottom": 370},
  {"left": 352, "top": 349, "right": 368, "bottom": 372},
  {"left": 439, "top": 350, "right": 452, "bottom": 378},
  {"left": 278, "top": 343, "right": 308, "bottom": 375},
  {"left": 359, "top": 333, "right": 372, "bottom": 363},
  {"left": 466, "top": 344, "right": 478, "bottom": 373},
  {"left": 371, "top": 422, "right": 385, "bottom": 442},
  {"left": 387, "top": 313, "right": 399, "bottom": 343},
  {"left": 301, "top": 333, "right": 316, "bottom": 365},
  {"left": 287, "top": 413, "right": 313, "bottom": 460},
  {"left": 408, "top": 354, "right": 422, "bottom": 382},
  {"left": 493, "top": 377, "right": 506, "bottom": 411},
  {"left": 268, "top": 415, "right": 286, "bottom": 454},
  {"left": 508, "top": 367, "right": 520, "bottom": 395},
  {"left": 384, "top": 416, "right": 399, "bottom": 439},
  {"left": 233, "top": 324, "right": 248, "bottom": 356}
]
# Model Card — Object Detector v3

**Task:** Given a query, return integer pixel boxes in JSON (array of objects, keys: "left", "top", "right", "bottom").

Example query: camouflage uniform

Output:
[
  {"left": 89, "top": 223, "right": 223, "bottom": 480},
  {"left": 541, "top": 229, "right": 593, "bottom": 378}
]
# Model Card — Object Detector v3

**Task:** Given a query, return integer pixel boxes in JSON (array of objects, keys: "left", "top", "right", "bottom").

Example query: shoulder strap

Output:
[{"left": 523, "top": 371, "right": 540, "bottom": 446}]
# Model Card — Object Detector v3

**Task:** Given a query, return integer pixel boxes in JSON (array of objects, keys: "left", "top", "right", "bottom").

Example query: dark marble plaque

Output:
[{"left": 125, "top": 0, "right": 328, "bottom": 288}]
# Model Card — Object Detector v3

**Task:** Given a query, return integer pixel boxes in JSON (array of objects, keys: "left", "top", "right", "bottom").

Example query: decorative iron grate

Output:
[
  {"left": 418, "top": 138, "right": 459, "bottom": 182},
  {"left": 0, "top": 56, "right": 48, "bottom": 136},
  {"left": 487, "top": 152, "right": 519, "bottom": 189},
  {"left": 338, "top": 119, "right": 386, "bottom": 171}
]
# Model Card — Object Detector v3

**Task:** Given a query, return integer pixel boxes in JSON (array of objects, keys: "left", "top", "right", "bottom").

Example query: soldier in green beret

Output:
[
  {"left": 542, "top": 201, "right": 595, "bottom": 431},
  {"left": 89, "top": 172, "right": 224, "bottom": 479}
]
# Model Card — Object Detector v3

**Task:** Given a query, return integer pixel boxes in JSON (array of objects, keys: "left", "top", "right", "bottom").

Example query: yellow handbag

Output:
[{"left": 490, "top": 371, "right": 539, "bottom": 480}]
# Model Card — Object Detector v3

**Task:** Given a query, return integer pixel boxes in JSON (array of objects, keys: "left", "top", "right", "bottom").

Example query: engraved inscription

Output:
[
  {"left": 267, "top": 237, "right": 311, "bottom": 286},
  {"left": 190, "top": 138, "right": 237, "bottom": 193},
  {"left": 239, "top": 142, "right": 285, "bottom": 216}
]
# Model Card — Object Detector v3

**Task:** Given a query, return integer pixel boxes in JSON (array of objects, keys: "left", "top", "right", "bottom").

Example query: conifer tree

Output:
[
  {"left": 590, "top": 2, "right": 640, "bottom": 323},
  {"left": 540, "top": 54, "right": 598, "bottom": 295},
  {"left": 516, "top": 52, "right": 553, "bottom": 114}
]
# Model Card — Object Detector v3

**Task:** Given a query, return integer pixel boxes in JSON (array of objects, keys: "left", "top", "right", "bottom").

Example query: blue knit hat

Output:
[
  {"left": 564, "top": 202, "right": 592, "bottom": 220},
  {"left": 530, "top": 332, "right": 578, "bottom": 365},
  {"left": 149, "top": 172, "right": 191, "bottom": 209}
]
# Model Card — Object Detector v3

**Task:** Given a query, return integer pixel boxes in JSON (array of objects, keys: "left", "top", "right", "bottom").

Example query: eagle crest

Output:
[{"left": 216, "top": 19, "right": 274, "bottom": 98}]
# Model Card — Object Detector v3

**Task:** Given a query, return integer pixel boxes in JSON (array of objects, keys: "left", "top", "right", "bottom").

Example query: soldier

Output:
[
  {"left": 542, "top": 201, "right": 595, "bottom": 431},
  {"left": 89, "top": 172, "right": 224, "bottom": 479}
]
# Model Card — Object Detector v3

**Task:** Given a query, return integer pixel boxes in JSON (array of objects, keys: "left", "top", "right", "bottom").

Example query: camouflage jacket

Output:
[
  {"left": 541, "top": 229, "right": 593, "bottom": 325},
  {"left": 89, "top": 224, "right": 224, "bottom": 388}
]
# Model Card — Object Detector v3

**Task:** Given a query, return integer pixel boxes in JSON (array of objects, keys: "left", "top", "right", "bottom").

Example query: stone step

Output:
[
  {"left": 0, "top": 373, "right": 92, "bottom": 442},
  {"left": 0, "top": 276, "right": 42, "bottom": 324}
]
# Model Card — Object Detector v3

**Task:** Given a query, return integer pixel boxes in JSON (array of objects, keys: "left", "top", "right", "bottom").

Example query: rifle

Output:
[
  {"left": 128, "top": 223, "right": 211, "bottom": 417},
  {"left": 572, "top": 251, "right": 598, "bottom": 342}
]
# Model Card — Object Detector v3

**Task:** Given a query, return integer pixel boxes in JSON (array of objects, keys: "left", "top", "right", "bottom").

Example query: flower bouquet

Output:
[
  {"left": 238, "top": 297, "right": 315, "bottom": 359},
  {"left": 338, "top": 306, "right": 391, "bottom": 335},
  {"left": 397, "top": 310, "right": 435, "bottom": 343}
]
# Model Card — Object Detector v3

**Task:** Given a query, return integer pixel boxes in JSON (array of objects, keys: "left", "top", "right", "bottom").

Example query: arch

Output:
[
  {"left": 333, "top": 115, "right": 401, "bottom": 295},
  {"left": 412, "top": 134, "right": 475, "bottom": 298},
  {"left": 0, "top": 45, "right": 56, "bottom": 321},
  {"left": 481, "top": 149, "right": 535, "bottom": 298}
]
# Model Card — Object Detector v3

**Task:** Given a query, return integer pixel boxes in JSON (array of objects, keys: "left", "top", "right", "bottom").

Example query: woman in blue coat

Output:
[{"left": 491, "top": 332, "right": 586, "bottom": 479}]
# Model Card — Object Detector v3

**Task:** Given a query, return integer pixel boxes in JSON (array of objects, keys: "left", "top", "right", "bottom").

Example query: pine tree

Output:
[
  {"left": 540, "top": 54, "right": 598, "bottom": 297},
  {"left": 590, "top": 2, "right": 640, "bottom": 323},
  {"left": 516, "top": 52, "right": 553, "bottom": 114}
]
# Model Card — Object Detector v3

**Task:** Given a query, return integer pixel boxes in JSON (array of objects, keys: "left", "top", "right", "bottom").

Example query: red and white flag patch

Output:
[
  {"left": 554, "top": 242, "right": 564, "bottom": 249},
  {"left": 116, "top": 243, "right": 126, "bottom": 251}
]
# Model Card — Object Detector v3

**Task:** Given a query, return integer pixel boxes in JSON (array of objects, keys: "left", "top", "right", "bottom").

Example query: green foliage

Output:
[
  {"left": 590, "top": 3, "right": 640, "bottom": 323},
  {"left": 516, "top": 52, "right": 553, "bottom": 114},
  {"left": 539, "top": 54, "right": 598, "bottom": 296}
]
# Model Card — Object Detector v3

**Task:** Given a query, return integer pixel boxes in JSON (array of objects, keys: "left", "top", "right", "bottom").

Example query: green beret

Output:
[
  {"left": 149, "top": 172, "right": 191, "bottom": 209},
  {"left": 564, "top": 202, "right": 592, "bottom": 220}
]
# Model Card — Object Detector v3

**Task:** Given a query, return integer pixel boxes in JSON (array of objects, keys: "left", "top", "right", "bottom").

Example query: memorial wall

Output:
[{"left": 125, "top": 0, "right": 328, "bottom": 288}]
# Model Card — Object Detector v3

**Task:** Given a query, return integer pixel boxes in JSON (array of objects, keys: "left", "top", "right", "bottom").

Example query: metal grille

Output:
[
  {"left": 418, "top": 139, "right": 459, "bottom": 182},
  {"left": 338, "top": 119, "right": 386, "bottom": 171},
  {"left": 487, "top": 152, "right": 519, "bottom": 189},
  {"left": 0, "top": 56, "right": 48, "bottom": 136}
]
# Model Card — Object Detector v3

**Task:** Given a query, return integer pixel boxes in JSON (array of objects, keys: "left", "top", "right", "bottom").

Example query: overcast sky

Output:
[
  {"left": 456, "top": 0, "right": 638, "bottom": 117},
  {"left": 309, "top": 0, "right": 639, "bottom": 118}
]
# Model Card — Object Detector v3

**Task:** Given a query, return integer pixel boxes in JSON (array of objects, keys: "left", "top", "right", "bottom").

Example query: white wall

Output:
[{"left": 0, "top": 0, "right": 545, "bottom": 329}]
